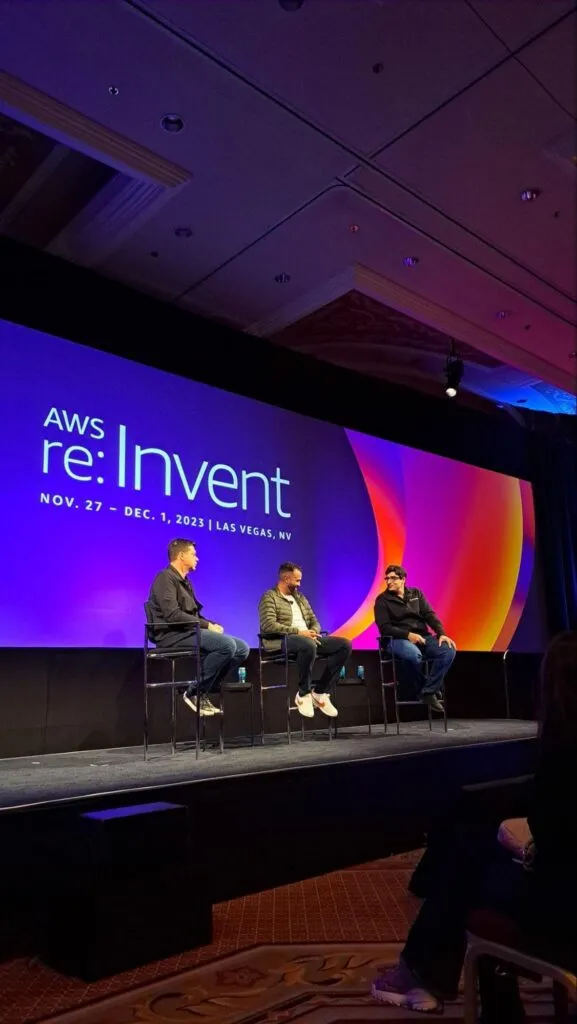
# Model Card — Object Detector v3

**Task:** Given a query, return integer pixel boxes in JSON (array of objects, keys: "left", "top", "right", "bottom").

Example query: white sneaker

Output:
[
  {"left": 295, "top": 692, "right": 314, "bottom": 718},
  {"left": 312, "top": 691, "right": 338, "bottom": 717},
  {"left": 371, "top": 962, "right": 440, "bottom": 1013}
]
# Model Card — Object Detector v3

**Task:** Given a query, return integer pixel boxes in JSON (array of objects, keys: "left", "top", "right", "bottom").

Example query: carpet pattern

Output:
[
  {"left": 37, "top": 943, "right": 556, "bottom": 1023},
  {"left": 0, "top": 852, "right": 558, "bottom": 1023}
]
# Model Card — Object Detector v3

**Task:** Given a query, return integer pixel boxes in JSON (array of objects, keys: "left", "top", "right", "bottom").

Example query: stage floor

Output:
[{"left": 0, "top": 718, "right": 536, "bottom": 812}]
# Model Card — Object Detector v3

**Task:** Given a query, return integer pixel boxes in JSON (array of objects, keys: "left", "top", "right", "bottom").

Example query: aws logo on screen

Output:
[{"left": 41, "top": 408, "right": 291, "bottom": 519}]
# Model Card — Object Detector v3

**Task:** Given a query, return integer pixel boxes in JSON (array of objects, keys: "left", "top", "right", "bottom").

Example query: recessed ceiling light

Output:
[
  {"left": 349, "top": 224, "right": 360, "bottom": 233},
  {"left": 161, "top": 113, "right": 185, "bottom": 133},
  {"left": 174, "top": 226, "right": 193, "bottom": 238},
  {"left": 402, "top": 256, "right": 419, "bottom": 267},
  {"left": 570, "top": 351, "right": 577, "bottom": 358},
  {"left": 520, "top": 188, "right": 540, "bottom": 202},
  {"left": 372, "top": 62, "right": 384, "bottom": 74},
  {"left": 108, "top": 85, "right": 119, "bottom": 97},
  {"left": 495, "top": 309, "right": 512, "bottom": 319},
  {"left": 274, "top": 273, "right": 291, "bottom": 284},
  {"left": 149, "top": 251, "right": 159, "bottom": 259}
]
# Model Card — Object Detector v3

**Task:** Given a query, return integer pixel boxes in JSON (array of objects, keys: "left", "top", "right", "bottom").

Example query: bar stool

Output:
[
  {"left": 333, "top": 670, "right": 372, "bottom": 737},
  {"left": 464, "top": 930, "right": 576, "bottom": 1023},
  {"left": 143, "top": 603, "right": 223, "bottom": 760},
  {"left": 258, "top": 631, "right": 332, "bottom": 744},
  {"left": 378, "top": 635, "right": 448, "bottom": 734}
]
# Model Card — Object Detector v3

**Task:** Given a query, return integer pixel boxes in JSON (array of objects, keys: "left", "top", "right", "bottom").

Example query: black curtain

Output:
[{"left": 530, "top": 422, "right": 577, "bottom": 636}]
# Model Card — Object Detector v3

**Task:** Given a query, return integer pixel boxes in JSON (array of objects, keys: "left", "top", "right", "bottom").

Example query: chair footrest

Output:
[
  {"left": 145, "top": 680, "right": 196, "bottom": 690},
  {"left": 221, "top": 683, "right": 252, "bottom": 692}
]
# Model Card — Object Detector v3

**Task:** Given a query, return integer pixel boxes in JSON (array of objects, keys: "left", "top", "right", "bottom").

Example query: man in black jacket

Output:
[
  {"left": 374, "top": 564, "right": 456, "bottom": 711},
  {"left": 148, "top": 538, "right": 249, "bottom": 716}
]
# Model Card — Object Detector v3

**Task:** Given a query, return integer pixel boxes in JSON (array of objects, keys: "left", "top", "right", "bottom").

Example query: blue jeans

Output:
[
  {"left": 388, "top": 636, "right": 455, "bottom": 697},
  {"left": 160, "top": 629, "right": 249, "bottom": 695}
]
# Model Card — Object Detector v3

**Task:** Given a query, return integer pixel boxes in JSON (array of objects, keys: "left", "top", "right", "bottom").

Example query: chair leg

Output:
[
  {"left": 250, "top": 685, "right": 255, "bottom": 746},
  {"left": 381, "top": 680, "right": 388, "bottom": 735},
  {"left": 367, "top": 683, "right": 372, "bottom": 735},
  {"left": 379, "top": 658, "right": 388, "bottom": 735},
  {"left": 391, "top": 653, "right": 402, "bottom": 735},
  {"left": 286, "top": 659, "right": 292, "bottom": 745},
  {"left": 259, "top": 658, "right": 266, "bottom": 746},
  {"left": 553, "top": 982, "right": 570, "bottom": 1022},
  {"left": 218, "top": 694, "right": 224, "bottom": 754},
  {"left": 143, "top": 685, "right": 149, "bottom": 761},
  {"left": 170, "top": 661, "right": 177, "bottom": 756},
  {"left": 463, "top": 947, "right": 480, "bottom": 1024},
  {"left": 394, "top": 684, "right": 401, "bottom": 735}
]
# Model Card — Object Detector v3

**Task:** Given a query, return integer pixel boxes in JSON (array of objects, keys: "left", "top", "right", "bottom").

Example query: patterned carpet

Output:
[{"left": 0, "top": 852, "right": 558, "bottom": 1023}]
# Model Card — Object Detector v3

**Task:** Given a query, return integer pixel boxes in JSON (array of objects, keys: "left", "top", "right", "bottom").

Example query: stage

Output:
[
  {"left": 0, "top": 718, "right": 536, "bottom": 812},
  {"left": 0, "top": 717, "right": 538, "bottom": 972}
]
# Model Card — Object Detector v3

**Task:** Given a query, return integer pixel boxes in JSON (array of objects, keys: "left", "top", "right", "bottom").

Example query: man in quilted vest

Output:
[{"left": 258, "top": 562, "right": 351, "bottom": 718}]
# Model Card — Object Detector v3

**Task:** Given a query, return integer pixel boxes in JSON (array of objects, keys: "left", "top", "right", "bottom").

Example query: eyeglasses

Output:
[{"left": 385, "top": 574, "right": 401, "bottom": 582}]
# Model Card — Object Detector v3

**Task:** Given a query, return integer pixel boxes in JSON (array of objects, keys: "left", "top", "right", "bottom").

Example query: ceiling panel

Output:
[
  {"left": 0, "top": 0, "right": 349, "bottom": 185},
  {"left": 518, "top": 10, "right": 577, "bottom": 116},
  {"left": 466, "top": 0, "right": 576, "bottom": 50},
  {"left": 372, "top": 60, "right": 577, "bottom": 296},
  {"left": 181, "top": 187, "right": 576, "bottom": 389},
  {"left": 141, "top": 0, "right": 506, "bottom": 154}
]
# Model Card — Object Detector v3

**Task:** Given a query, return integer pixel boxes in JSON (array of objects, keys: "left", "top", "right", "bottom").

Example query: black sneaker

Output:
[
  {"left": 422, "top": 693, "right": 445, "bottom": 713},
  {"left": 201, "top": 696, "right": 222, "bottom": 715},
  {"left": 183, "top": 693, "right": 216, "bottom": 716}
]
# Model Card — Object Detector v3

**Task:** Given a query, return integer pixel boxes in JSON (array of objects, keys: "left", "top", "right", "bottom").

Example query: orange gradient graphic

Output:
[{"left": 336, "top": 431, "right": 535, "bottom": 651}]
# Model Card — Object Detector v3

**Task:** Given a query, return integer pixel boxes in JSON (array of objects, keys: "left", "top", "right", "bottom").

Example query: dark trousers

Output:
[
  {"left": 285, "top": 635, "right": 351, "bottom": 695},
  {"left": 402, "top": 825, "right": 576, "bottom": 1003},
  {"left": 158, "top": 630, "right": 249, "bottom": 695}
]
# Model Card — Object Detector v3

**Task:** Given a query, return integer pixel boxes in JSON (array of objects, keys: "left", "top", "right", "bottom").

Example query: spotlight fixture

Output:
[
  {"left": 495, "top": 309, "right": 512, "bottom": 320},
  {"left": 274, "top": 272, "right": 291, "bottom": 284},
  {"left": 160, "top": 113, "right": 184, "bottom": 133},
  {"left": 445, "top": 341, "right": 464, "bottom": 399},
  {"left": 349, "top": 223, "right": 360, "bottom": 233},
  {"left": 520, "top": 188, "right": 540, "bottom": 202},
  {"left": 278, "top": 0, "right": 304, "bottom": 9},
  {"left": 174, "top": 226, "right": 193, "bottom": 238},
  {"left": 108, "top": 85, "right": 119, "bottom": 96},
  {"left": 402, "top": 256, "right": 419, "bottom": 267}
]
